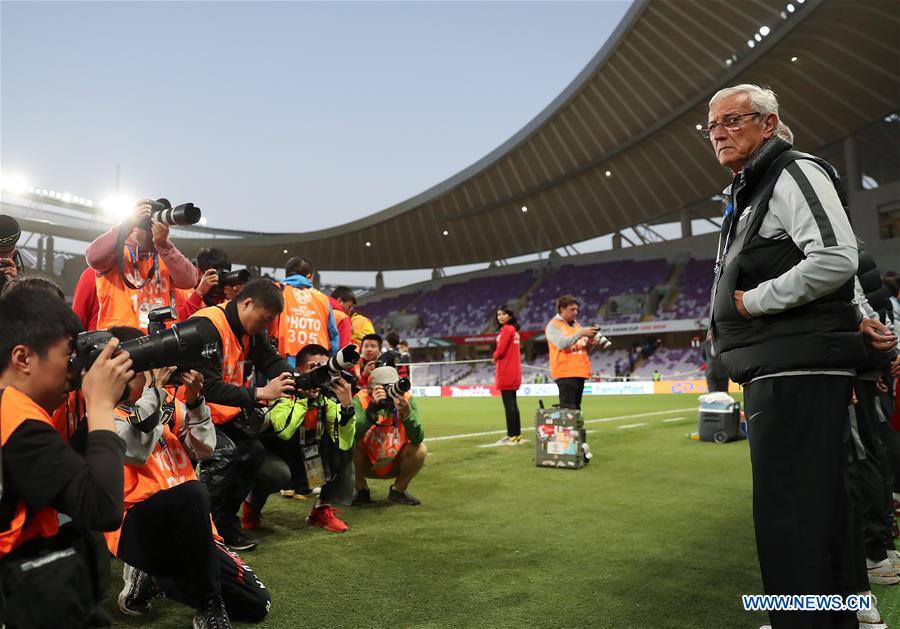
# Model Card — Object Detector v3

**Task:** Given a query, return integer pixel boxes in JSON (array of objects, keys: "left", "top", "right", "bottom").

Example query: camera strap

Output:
[{"left": 116, "top": 225, "right": 158, "bottom": 291}]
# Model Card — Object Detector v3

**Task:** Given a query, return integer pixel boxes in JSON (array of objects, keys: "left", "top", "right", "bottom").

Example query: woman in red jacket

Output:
[{"left": 493, "top": 307, "right": 522, "bottom": 445}]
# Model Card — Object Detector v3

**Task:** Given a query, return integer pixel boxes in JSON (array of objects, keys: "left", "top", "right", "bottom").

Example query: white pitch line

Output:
[
  {"left": 425, "top": 407, "right": 695, "bottom": 443},
  {"left": 662, "top": 416, "right": 689, "bottom": 423},
  {"left": 617, "top": 423, "right": 648, "bottom": 430}
]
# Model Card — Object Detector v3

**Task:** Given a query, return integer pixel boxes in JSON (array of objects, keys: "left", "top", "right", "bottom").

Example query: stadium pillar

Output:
[
  {"left": 36, "top": 237, "right": 44, "bottom": 272},
  {"left": 680, "top": 209, "right": 692, "bottom": 238},
  {"left": 375, "top": 271, "right": 384, "bottom": 291},
  {"left": 45, "top": 235, "right": 54, "bottom": 273},
  {"left": 612, "top": 232, "right": 622, "bottom": 250}
]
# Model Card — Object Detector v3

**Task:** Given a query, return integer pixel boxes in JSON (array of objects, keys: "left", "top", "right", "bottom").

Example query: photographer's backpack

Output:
[{"left": 534, "top": 402, "right": 586, "bottom": 469}]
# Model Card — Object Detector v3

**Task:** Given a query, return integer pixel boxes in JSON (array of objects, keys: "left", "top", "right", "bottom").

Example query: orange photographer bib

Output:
[
  {"left": 96, "top": 248, "right": 176, "bottom": 331},
  {"left": 192, "top": 304, "right": 248, "bottom": 425},
  {"left": 276, "top": 285, "right": 332, "bottom": 357},
  {"left": 0, "top": 387, "right": 61, "bottom": 556},
  {"left": 356, "top": 390, "right": 411, "bottom": 478},
  {"left": 104, "top": 398, "right": 200, "bottom": 555},
  {"left": 547, "top": 318, "right": 591, "bottom": 379}
]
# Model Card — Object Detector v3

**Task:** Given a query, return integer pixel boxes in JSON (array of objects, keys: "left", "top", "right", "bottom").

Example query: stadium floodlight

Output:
[
  {"left": 695, "top": 124, "right": 703, "bottom": 131},
  {"left": 365, "top": 241, "right": 372, "bottom": 247},
  {"left": 725, "top": 58, "right": 733, "bottom": 67},
  {"left": 791, "top": 56, "right": 798, "bottom": 63},
  {"left": 283, "top": 249, "right": 288, "bottom": 254},
  {"left": 797, "top": 0, "right": 804, "bottom": 4},
  {"left": 759, "top": 26, "right": 770, "bottom": 37},
  {"left": 1, "top": 173, "right": 29, "bottom": 196},
  {"left": 521, "top": 206, "right": 528, "bottom": 213},
  {"left": 100, "top": 194, "right": 134, "bottom": 221},
  {"left": 198, "top": 217, "right": 208, "bottom": 226},
  {"left": 747, "top": 40, "right": 755, "bottom": 48},
  {"left": 754, "top": 33, "right": 762, "bottom": 42},
  {"left": 605, "top": 170, "right": 612, "bottom": 177},
  {"left": 62, "top": 192, "right": 72, "bottom": 203},
  {"left": 787, "top": 3, "right": 795, "bottom": 11},
  {"left": 86, "top": 199, "right": 94, "bottom": 207},
  {"left": 442, "top": 230, "right": 449, "bottom": 236}
]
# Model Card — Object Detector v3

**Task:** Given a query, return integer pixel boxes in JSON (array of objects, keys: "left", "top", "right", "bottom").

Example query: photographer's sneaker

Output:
[
  {"left": 193, "top": 595, "right": 231, "bottom": 629},
  {"left": 866, "top": 557, "right": 900, "bottom": 585},
  {"left": 118, "top": 564, "right": 161, "bottom": 616},
  {"left": 240, "top": 501, "right": 261, "bottom": 530},
  {"left": 495, "top": 436, "right": 522, "bottom": 446},
  {"left": 352, "top": 488, "right": 373, "bottom": 506},
  {"left": 582, "top": 442, "right": 593, "bottom": 462},
  {"left": 219, "top": 519, "right": 258, "bottom": 552},
  {"left": 306, "top": 505, "right": 348, "bottom": 532},
  {"left": 856, "top": 591, "right": 885, "bottom": 627},
  {"left": 388, "top": 485, "right": 421, "bottom": 506}
]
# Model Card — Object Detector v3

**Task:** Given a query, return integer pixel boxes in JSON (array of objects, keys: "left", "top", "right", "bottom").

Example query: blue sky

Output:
[{"left": 1, "top": 0, "right": 632, "bottom": 285}]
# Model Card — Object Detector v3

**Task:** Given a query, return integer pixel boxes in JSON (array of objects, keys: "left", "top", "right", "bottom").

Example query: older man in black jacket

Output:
[{"left": 706, "top": 84, "right": 866, "bottom": 628}]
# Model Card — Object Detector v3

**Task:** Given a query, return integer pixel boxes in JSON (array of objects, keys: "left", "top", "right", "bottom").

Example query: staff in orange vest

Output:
[
  {"left": 272, "top": 257, "right": 339, "bottom": 365},
  {"left": 545, "top": 294, "right": 600, "bottom": 411},
  {"left": 86, "top": 199, "right": 200, "bottom": 331},
  {"left": 0, "top": 286, "right": 133, "bottom": 626},
  {"left": 100, "top": 326, "right": 269, "bottom": 626},
  {"left": 191, "top": 278, "right": 294, "bottom": 551}
]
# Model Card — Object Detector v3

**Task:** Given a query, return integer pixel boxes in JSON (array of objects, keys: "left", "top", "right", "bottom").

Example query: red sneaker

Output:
[
  {"left": 305, "top": 505, "right": 348, "bottom": 533},
  {"left": 241, "top": 500, "right": 261, "bottom": 530}
]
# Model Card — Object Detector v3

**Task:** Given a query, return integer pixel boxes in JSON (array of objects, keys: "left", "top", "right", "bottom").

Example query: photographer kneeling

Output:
[
  {"left": 103, "top": 327, "right": 269, "bottom": 628},
  {"left": 352, "top": 366, "right": 426, "bottom": 507},
  {"left": 192, "top": 279, "right": 294, "bottom": 551},
  {"left": 244, "top": 344, "right": 356, "bottom": 532},
  {"left": 0, "top": 287, "right": 133, "bottom": 628}
]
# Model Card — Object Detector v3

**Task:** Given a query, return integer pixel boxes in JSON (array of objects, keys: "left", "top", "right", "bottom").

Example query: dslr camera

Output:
[
  {"left": 592, "top": 326, "right": 613, "bottom": 350},
  {"left": 293, "top": 344, "right": 361, "bottom": 402},
  {"left": 69, "top": 307, "right": 221, "bottom": 388},
  {"left": 139, "top": 198, "right": 202, "bottom": 230},
  {"left": 376, "top": 377, "right": 411, "bottom": 411}
]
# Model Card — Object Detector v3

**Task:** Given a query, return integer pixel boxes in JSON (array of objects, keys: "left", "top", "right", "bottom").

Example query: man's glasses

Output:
[{"left": 700, "top": 112, "right": 761, "bottom": 138}]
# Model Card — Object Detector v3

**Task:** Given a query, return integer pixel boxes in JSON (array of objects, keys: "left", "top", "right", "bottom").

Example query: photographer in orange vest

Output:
[
  {"left": 102, "top": 326, "right": 269, "bottom": 627},
  {"left": 545, "top": 295, "right": 599, "bottom": 411},
  {"left": 273, "top": 257, "right": 339, "bottom": 365},
  {"left": 192, "top": 279, "right": 294, "bottom": 551},
  {"left": 86, "top": 199, "right": 200, "bottom": 331},
  {"left": 0, "top": 286, "right": 133, "bottom": 626}
]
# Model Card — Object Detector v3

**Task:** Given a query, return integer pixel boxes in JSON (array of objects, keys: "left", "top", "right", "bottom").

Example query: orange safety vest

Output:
[
  {"left": 276, "top": 285, "right": 332, "bottom": 357},
  {"left": 356, "top": 389, "right": 411, "bottom": 477},
  {"left": 95, "top": 247, "right": 178, "bottom": 331},
  {"left": 547, "top": 318, "right": 591, "bottom": 379},
  {"left": 104, "top": 397, "right": 200, "bottom": 555},
  {"left": 350, "top": 313, "right": 375, "bottom": 347},
  {"left": 0, "top": 387, "right": 62, "bottom": 556},
  {"left": 191, "top": 303, "right": 248, "bottom": 425}
]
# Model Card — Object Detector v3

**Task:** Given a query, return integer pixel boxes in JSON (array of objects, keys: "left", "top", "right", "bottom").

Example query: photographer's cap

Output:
[{"left": 370, "top": 366, "right": 399, "bottom": 386}]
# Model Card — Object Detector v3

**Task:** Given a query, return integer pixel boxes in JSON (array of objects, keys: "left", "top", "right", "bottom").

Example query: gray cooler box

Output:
[
  {"left": 698, "top": 395, "right": 741, "bottom": 443},
  {"left": 534, "top": 406, "right": 586, "bottom": 469}
]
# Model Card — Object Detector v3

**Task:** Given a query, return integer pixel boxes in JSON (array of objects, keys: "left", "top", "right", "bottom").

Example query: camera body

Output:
[
  {"left": 292, "top": 344, "right": 361, "bottom": 402},
  {"left": 217, "top": 268, "right": 251, "bottom": 288},
  {"left": 592, "top": 325, "right": 613, "bottom": 350},
  {"left": 138, "top": 198, "right": 202, "bottom": 229},
  {"left": 376, "top": 377, "right": 411, "bottom": 410}
]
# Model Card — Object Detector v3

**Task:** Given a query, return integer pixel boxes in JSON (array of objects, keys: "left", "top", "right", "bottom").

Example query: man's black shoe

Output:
[
  {"left": 351, "top": 488, "right": 373, "bottom": 506},
  {"left": 388, "top": 486, "right": 421, "bottom": 506},
  {"left": 219, "top": 520, "right": 258, "bottom": 551},
  {"left": 192, "top": 594, "right": 232, "bottom": 629}
]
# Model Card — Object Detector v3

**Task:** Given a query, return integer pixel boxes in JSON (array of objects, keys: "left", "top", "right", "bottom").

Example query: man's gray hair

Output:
[
  {"left": 709, "top": 84, "right": 780, "bottom": 117},
  {"left": 776, "top": 121, "right": 794, "bottom": 144}
]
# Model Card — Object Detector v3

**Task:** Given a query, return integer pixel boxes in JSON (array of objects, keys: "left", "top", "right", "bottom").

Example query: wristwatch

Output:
[{"left": 185, "top": 395, "right": 205, "bottom": 410}]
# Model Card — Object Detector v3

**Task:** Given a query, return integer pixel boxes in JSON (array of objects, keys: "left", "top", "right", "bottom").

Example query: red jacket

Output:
[
  {"left": 493, "top": 323, "right": 521, "bottom": 391},
  {"left": 71, "top": 266, "right": 99, "bottom": 331},
  {"left": 328, "top": 296, "right": 353, "bottom": 348}
]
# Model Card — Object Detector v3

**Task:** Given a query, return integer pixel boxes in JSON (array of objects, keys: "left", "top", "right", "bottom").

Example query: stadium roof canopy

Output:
[{"left": 9, "top": 0, "right": 900, "bottom": 271}]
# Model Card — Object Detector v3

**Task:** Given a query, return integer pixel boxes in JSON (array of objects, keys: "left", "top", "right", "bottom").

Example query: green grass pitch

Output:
[{"left": 107, "top": 393, "right": 900, "bottom": 628}]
